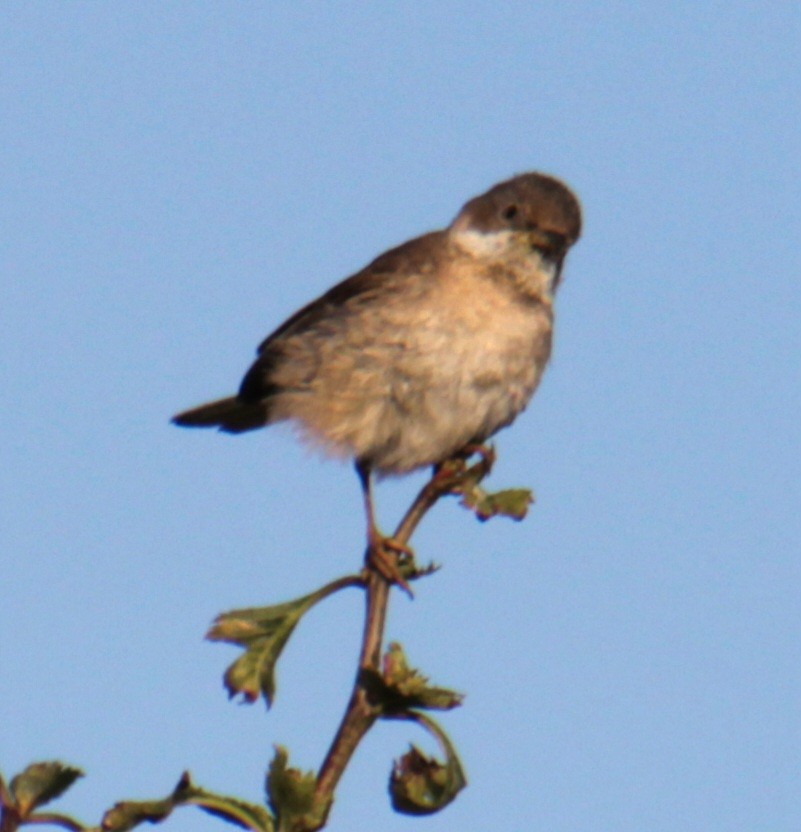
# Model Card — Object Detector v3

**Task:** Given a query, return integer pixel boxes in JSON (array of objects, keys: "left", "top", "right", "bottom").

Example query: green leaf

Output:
[
  {"left": 388, "top": 713, "right": 467, "bottom": 816},
  {"left": 101, "top": 795, "right": 175, "bottom": 831},
  {"left": 9, "top": 761, "right": 84, "bottom": 817},
  {"left": 177, "top": 775, "right": 274, "bottom": 832},
  {"left": 364, "top": 643, "right": 463, "bottom": 713},
  {"left": 266, "top": 747, "right": 331, "bottom": 832},
  {"left": 101, "top": 772, "right": 273, "bottom": 832},
  {"left": 439, "top": 447, "right": 533, "bottom": 522},
  {"left": 459, "top": 483, "right": 533, "bottom": 522},
  {"left": 207, "top": 576, "right": 360, "bottom": 707}
]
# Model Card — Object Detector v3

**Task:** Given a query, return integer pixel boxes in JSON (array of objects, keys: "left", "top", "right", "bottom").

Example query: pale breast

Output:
[{"left": 375, "top": 264, "right": 552, "bottom": 470}]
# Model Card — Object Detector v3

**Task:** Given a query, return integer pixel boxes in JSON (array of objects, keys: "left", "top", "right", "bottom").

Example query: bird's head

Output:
[{"left": 449, "top": 172, "right": 582, "bottom": 290}]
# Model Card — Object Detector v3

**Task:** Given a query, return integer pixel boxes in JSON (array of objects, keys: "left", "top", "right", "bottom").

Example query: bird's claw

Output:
[
  {"left": 366, "top": 534, "right": 415, "bottom": 598},
  {"left": 432, "top": 443, "right": 496, "bottom": 492}
]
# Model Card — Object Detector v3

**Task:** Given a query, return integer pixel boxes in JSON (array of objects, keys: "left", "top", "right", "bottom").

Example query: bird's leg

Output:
[{"left": 355, "top": 462, "right": 414, "bottom": 597}]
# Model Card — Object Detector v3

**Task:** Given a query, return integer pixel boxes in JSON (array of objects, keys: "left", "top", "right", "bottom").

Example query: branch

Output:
[
  {"left": 24, "top": 814, "right": 84, "bottom": 832},
  {"left": 313, "top": 453, "right": 489, "bottom": 815}
]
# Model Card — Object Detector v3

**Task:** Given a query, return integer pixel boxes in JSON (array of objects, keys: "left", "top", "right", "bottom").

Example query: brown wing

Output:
[{"left": 238, "top": 231, "right": 445, "bottom": 402}]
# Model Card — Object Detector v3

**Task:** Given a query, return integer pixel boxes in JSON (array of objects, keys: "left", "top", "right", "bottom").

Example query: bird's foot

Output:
[
  {"left": 460, "top": 443, "right": 496, "bottom": 473},
  {"left": 432, "top": 443, "right": 496, "bottom": 490},
  {"left": 366, "top": 533, "right": 415, "bottom": 598}
]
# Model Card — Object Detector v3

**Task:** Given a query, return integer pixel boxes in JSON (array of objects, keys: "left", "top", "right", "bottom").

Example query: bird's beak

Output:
[{"left": 527, "top": 228, "right": 568, "bottom": 259}]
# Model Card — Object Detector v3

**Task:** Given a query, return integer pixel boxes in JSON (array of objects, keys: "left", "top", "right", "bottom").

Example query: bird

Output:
[{"left": 173, "top": 172, "right": 581, "bottom": 589}]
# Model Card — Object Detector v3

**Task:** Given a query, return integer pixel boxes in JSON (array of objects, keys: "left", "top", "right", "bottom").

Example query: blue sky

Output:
[{"left": 2, "top": 3, "right": 800, "bottom": 831}]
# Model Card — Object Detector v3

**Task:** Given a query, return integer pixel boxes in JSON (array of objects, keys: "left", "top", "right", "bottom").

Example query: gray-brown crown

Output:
[{"left": 452, "top": 172, "right": 582, "bottom": 253}]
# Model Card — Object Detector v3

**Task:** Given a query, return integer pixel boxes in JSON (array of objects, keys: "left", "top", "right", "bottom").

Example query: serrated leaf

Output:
[
  {"left": 459, "top": 483, "right": 533, "bottom": 522},
  {"left": 9, "top": 761, "right": 84, "bottom": 817},
  {"left": 266, "top": 747, "right": 330, "bottom": 832},
  {"left": 441, "top": 448, "right": 532, "bottom": 523},
  {"left": 388, "top": 713, "right": 467, "bottom": 816},
  {"left": 365, "top": 643, "right": 463, "bottom": 713},
  {"left": 207, "top": 577, "right": 359, "bottom": 707},
  {"left": 101, "top": 772, "right": 273, "bottom": 832}
]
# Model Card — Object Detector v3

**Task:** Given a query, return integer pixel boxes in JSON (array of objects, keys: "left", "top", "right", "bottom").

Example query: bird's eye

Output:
[{"left": 502, "top": 204, "right": 518, "bottom": 220}]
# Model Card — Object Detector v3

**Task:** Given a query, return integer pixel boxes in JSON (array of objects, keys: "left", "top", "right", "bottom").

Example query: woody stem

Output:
[{"left": 313, "top": 462, "right": 466, "bottom": 820}]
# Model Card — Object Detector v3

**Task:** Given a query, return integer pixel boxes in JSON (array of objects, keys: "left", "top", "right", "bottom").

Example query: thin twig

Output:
[{"left": 24, "top": 814, "right": 85, "bottom": 832}]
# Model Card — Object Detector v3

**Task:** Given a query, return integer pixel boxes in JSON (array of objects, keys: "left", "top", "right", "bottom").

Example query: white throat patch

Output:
[{"left": 451, "top": 228, "right": 560, "bottom": 297}]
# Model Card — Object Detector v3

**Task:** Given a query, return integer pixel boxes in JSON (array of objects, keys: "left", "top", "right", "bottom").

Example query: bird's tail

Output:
[{"left": 172, "top": 396, "right": 268, "bottom": 434}]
